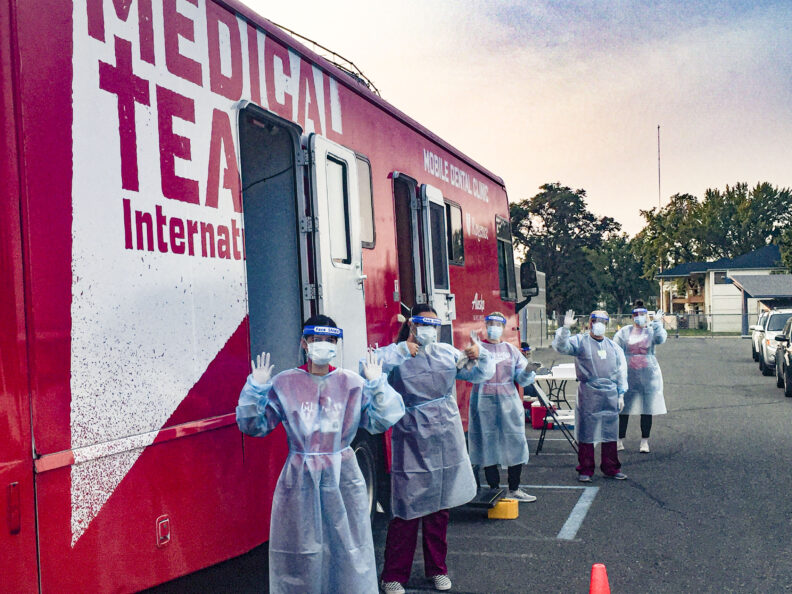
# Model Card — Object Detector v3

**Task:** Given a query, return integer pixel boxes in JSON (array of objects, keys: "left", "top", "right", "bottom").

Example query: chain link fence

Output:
[{"left": 546, "top": 312, "right": 744, "bottom": 339}]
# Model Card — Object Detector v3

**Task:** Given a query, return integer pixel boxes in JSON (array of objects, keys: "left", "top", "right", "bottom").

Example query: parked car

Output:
[
  {"left": 774, "top": 318, "right": 792, "bottom": 396},
  {"left": 751, "top": 312, "right": 769, "bottom": 361},
  {"left": 759, "top": 309, "right": 792, "bottom": 376}
]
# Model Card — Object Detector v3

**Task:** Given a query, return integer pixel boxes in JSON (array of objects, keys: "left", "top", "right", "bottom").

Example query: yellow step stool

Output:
[{"left": 487, "top": 498, "right": 519, "bottom": 519}]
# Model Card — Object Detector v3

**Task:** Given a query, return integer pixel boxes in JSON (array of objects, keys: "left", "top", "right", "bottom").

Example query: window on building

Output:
[
  {"left": 713, "top": 271, "right": 732, "bottom": 284},
  {"left": 445, "top": 201, "right": 464, "bottom": 265},
  {"left": 496, "top": 215, "right": 516, "bottom": 301},
  {"left": 326, "top": 156, "right": 351, "bottom": 265},
  {"left": 356, "top": 155, "right": 375, "bottom": 248},
  {"left": 429, "top": 201, "right": 449, "bottom": 290}
]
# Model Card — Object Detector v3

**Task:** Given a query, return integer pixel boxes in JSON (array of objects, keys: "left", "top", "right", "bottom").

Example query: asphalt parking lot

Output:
[{"left": 151, "top": 336, "right": 792, "bottom": 593}]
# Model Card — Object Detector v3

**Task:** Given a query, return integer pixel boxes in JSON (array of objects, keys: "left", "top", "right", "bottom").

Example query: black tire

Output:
[
  {"left": 351, "top": 430, "right": 391, "bottom": 521},
  {"left": 760, "top": 357, "right": 773, "bottom": 376},
  {"left": 777, "top": 362, "right": 785, "bottom": 388},
  {"left": 785, "top": 367, "right": 792, "bottom": 398},
  {"left": 351, "top": 431, "right": 379, "bottom": 522},
  {"left": 752, "top": 344, "right": 758, "bottom": 361}
]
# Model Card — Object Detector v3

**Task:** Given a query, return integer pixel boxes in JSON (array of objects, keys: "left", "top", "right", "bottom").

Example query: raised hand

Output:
[
  {"left": 251, "top": 352, "right": 274, "bottom": 385},
  {"left": 362, "top": 348, "right": 383, "bottom": 380},
  {"left": 563, "top": 310, "right": 576, "bottom": 328}
]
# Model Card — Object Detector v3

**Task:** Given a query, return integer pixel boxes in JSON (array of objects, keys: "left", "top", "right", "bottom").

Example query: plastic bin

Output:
[{"left": 530, "top": 402, "right": 552, "bottom": 430}]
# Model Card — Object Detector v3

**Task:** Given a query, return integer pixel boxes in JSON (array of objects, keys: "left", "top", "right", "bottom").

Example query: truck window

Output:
[
  {"left": 326, "top": 156, "right": 352, "bottom": 265},
  {"left": 445, "top": 201, "right": 464, "bottom": 265},
  {"left": 356, "top": 155, "right": 375, "bottom": 248},
  {"left": 496, "top": 215, "right": 516, "bottom": 301},
  {"left": 429, "top": 201, "right": 449, "bottom": 290}
]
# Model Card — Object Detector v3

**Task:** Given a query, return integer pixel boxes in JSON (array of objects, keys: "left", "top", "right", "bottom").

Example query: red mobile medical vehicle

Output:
[{"left": 1, "top": 0, "right": 539, "bottom": 591}]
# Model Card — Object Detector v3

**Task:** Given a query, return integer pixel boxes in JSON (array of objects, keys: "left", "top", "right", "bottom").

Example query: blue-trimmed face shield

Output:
[
  {"left": 302, "top": 325, "right": 343, "bottom": 342},
  {"left": 590, "top": 313, "right": 610, "bottom": 324},
  {"left": 632, "top": 308, "right": 648, "bottom": 316},
  {"left": 301, "top": 325, "right": 343, "bottom": 368},
  {"left": 410, "top": 316, "right": 441, "bottom": 326},
  {"left": 410, "top": 315, "right": 440, "bottom": 347},
  {"left": 485, "top": 315, "right": 507, "bottom": 326}
]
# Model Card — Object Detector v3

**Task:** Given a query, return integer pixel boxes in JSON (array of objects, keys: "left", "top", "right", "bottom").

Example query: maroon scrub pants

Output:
[
  {"left": 381, "top": 509, "right": 449, "bottom": 583},
  {"left": 577, "top": 441, "right": 621, "bottom": 476}
]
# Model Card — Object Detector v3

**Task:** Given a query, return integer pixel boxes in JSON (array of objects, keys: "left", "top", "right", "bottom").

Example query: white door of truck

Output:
[
  {"left": 420, "top": 184, "right": 456, "bottom": 343},
  {"left": 309, "top": 134, "right": 368, "bottom": 367}
]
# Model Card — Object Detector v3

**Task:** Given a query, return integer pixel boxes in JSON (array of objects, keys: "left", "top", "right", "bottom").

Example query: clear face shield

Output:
[
  {"left": 409, "top": 315, "right": 441, "bottom": 347},
  {"left": 300, "top": 325, "right": 344, "bottom": 370},
  {"left": 589, "top": 312, "right": 610, "bottom": 337},
  {"left": 632, "top": 308, "right": 648, "bottom": 327},
  {"left": 485, "top": 315, "right": 506, "bottom": 341}
]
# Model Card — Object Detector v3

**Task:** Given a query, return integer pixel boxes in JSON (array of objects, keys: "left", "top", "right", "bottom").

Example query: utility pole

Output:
[
  {"left": 657, "top": 124, "right": 661, "bottom": 209},
  {"left": 657, "top": 124, "right": 664, "bottom": 311}
]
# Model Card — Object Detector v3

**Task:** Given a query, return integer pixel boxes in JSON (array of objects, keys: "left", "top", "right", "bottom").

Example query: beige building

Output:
[{"left": 656, "top": 245, "right": 784, "bottom": 332}]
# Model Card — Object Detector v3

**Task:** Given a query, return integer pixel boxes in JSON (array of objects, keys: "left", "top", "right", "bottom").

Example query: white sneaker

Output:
[
  {"left": 431, "top": 574, "right": 452, "bottom": 591},
  {"left": 616, "top": 439, "right": 624, "bottom": 451},
  {"left": 507, "top": 488, "right": 537, "bottom": 502},
  {"left": 640, "top": 439, "right": 650, "bottom": 453},
  {"left": 381, "top": 581, "right": 405, "bottom": 594}
]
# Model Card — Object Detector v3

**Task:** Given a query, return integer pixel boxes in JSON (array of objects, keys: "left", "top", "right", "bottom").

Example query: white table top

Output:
[{"left": 538, "top": 365, "right": 577, "bottom": 381}]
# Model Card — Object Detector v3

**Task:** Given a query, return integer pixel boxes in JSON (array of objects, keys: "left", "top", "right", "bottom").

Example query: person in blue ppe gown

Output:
[
  {"left": 377, "top": 304, "right": 495, "bottom": 594},
  {"left": 552, "top": 309, "right": 628, "bottom": 482},
  {"left": 613, "top": 300, "right": 668, "bottom": 453},
  {"left": 468, "top": 311, "right": 538, "bottom": 502},
  {"left": 236, "top": 315, "right": 405, "bottom": 594}
]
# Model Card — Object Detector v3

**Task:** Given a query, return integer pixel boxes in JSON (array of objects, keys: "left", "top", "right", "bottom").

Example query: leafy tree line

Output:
[
  {"left": 632, "top": 182, "right": 792, "bottom": 278},
  {"left": 510, "top": 181, "right": 792, "bottom": 319},
  {"left": 510, "top": 183, "right": 654, "bottom": 317}
]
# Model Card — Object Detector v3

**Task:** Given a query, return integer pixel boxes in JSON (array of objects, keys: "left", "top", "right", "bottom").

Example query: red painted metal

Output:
[
  {"left": 0, "top": 0, "right": 38, "bottom": 590},
  {"left": 4, "top": 0, "right": 519, "bottom": 591},
  {"left": 34, "top": 413, "right": 238, "bottom": 474}
]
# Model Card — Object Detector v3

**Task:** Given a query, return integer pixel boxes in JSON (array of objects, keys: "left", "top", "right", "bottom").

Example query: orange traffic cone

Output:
[{"left": 589, "top": 563, "right": 610, "bottom": 594}]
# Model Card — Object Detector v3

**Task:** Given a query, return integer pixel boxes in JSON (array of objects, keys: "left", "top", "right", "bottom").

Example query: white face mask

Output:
[
  {"left": 486, "top": 325, "right": 503, "bottom": 340},
  {"left": 307, "top": 342, "right": 336, "bottom": 365},
  {"left": 634, "top": 315, "right": 647, "bottom": 327},
  {"left": 591, "top": 322, "right": 607, "bottom": 337},
  {"left": 415, "top": 326, "right": 438, "bottom": 346}
]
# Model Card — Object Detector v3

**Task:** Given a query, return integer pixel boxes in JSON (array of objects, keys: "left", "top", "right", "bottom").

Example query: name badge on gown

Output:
[{"left": 597, "top": 349, "right": 607, "bottom": 360}]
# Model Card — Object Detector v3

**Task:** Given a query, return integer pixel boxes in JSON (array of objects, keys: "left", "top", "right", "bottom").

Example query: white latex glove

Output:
[
  {"left": 457, "top": 330, "right": 480, "bottom": 369},
  {"left": 563, "top": 309, "right": 576, "bottom": 328},
  {"left": 653, "top": 310, "right": 664, "bottom": 323},
  {"left": 618, "top": 395, "right": 625, "bottom": 411},
  {"left": 362, "top": 348, "right": 383, "bottom": 381},
  {"left": 251, "top": 352, "right": 274, "bottom": 385}
]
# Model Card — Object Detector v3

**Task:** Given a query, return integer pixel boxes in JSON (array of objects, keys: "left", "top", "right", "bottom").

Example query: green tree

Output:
[
  {"left": 632, "top": 183, "right": 792, "bottom": 279},
  {"left": 586, "top": 234, "right": 656, "bottom": 314},
  {"left": 631, "top": 193, "right": 702, "bottom": 279},
  {"left": 698, "top": 182, "right": 792, "bottom": 259},
  {"left": 779, "top": 227, "right": 792, "bottom": 271},
  {"left": 510, "top": 183, "right": 619, "bottom": 317}
]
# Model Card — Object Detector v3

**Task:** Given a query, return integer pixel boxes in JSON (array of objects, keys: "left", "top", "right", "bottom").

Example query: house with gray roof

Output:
[{"left": 655, "top": 245, "right": 785, "bottom": 332}]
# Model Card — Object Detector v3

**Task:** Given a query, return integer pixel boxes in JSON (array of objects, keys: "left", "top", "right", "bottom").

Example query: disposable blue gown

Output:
[
  {"left": 468, "top": 341, "right": 535, "bottom": 468},
  {"left": 552, "top": 328, "right": 627, "bottom": 444},
  {"left": 375, "top": 341, "right": 495, "bottom": 520},
  {"left": 613, "top": 322, "right": 668, "bottom": 415},
  {"left": 236, "top": 368, "right": 405, "bottom": 594}
]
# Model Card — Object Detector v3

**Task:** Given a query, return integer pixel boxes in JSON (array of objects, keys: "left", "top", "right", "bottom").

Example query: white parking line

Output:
[
  {"left": 514, "top": 484, "right": 599, "bottom": 540},
  {"left": 556, "top": 486, "right": 599, "bottom": 540}
]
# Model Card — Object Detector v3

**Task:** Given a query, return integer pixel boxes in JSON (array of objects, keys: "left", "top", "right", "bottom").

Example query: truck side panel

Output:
[{"left": 0, "top": 0, "right": 38, "bottom": 590}]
